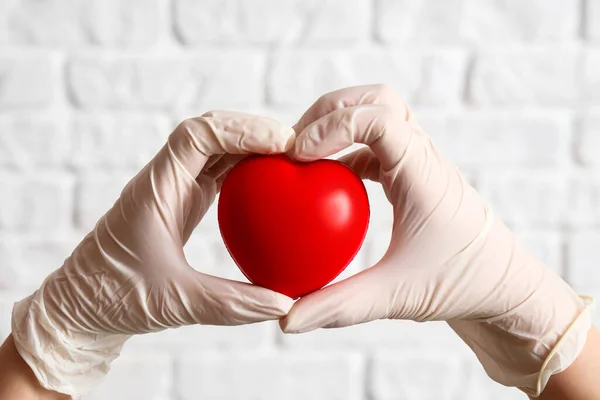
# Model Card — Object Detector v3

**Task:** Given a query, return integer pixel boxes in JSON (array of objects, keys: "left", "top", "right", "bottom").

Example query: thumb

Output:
[
  {"left": 280, "top": 263, "right": 394, "bottom": 334},
  {"left": 178, "top": 270, "right": 294, "bottom": 326}
]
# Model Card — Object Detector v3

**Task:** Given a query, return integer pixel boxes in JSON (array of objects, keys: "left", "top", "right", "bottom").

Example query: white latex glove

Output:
[
  {"left": 11, "top": 111, "right": 296, "bottom": 397},
  {"left": 280, "top": 85, "right": 593, "bottom": 397}
]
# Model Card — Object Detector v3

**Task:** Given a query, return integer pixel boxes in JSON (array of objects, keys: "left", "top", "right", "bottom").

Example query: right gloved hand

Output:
[
  {"left": 281, "top": 84, "right": 593, "bottom": 397},
  {"left": 11, "top": 111, "right": 295, "bottom": 398}
]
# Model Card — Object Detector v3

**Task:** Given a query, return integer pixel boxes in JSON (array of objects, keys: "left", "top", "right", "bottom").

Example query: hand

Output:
[
  {"left": 11, "top": 111, "right": 296, "bottom": 397},
  {"left": 280, "top": 85, "right": 593, "bottom": 396}
]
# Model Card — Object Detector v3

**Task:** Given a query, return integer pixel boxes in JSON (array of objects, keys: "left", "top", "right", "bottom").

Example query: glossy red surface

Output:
[{"left": 217, "top": 154, "right": 370, "bottom": 299}]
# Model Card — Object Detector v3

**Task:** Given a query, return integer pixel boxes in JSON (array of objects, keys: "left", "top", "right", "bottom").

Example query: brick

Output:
[
  {"left": 466, "top": 0, "right": 578, "bottom": 43},
  {"left": 375, "top": 0, "right": 464, "bottom": 44},
  {"left": 174, "top": 0, "right": 368, "bottom": 45},
  {"left": 478, "top": 172, "right": 566, "bottom": 229},
  {"left": 587, "top": 0, "right": 600, "bottom": 40},
  {"left": 460, "top": 356, "right": 531, "bottom": 400},
  {"left": 280, "top": 319, "right": 463, "bottom": 351},
  {"left": 0, "top": 237, "right": 77, "bottom": 291},
  {"left": 370, "top": 350, "right": 524, "bottom": 400},
  {"left": 0, "top": 1, "right": 7, "bottom": 45},
  {"left": 370, "top": 350, "right": 465, "bottom": 400},
  {"left": 67, "top": 53, "right": 264, "bottom": 110},
  {"left": 70, "top": 113, "right": 171, "bottom": 170},
  {"left": 376, "top": 0, "right": 578, "bottom": 44},
  {"left": 568, "top": 286, "right": 600, "bottom": 326},
  {"left": 0, "top": 295, "right": 17, "bottom": 340},
  {"left": 577, "top": 115, "right": 600, "bottom": 166},
  {"left": 0, "top": 55, "right": 54, "bottom": 108},
  {"left": 364, "top": 228, "right": 392, "bottom": 268},
  {"left": 512, "top": 230, "right": 564, "bottom": 275},
  {"left": 86, "top": 348, "right": 172, "bottom": 400},
  {"left": 583, "top": 50, "right": 600, "bottom": 104},
  {"left": 184, "top": 230, "right": 247, "bottom": 281},
  {"left": 425, "top": 113, "right": 569, "bottom": 168},
  {"left": 129, "top": 321, "right": 276, "bottom": 351},
  {"left": 469, "top": 49, "right": 580, "bottom": 106},
  {"left": 0, "top": 173, "right": 74, "bottom": 233},
  {"left": 177, "top": 351, "right": 364, "bottom": 400},
  {"left": 194, "top": 196, "right": 221, "bottom": 233},
  {"left": 6, "top": 0, "right": 161, "bottom": 47},
  {"left": 0, "top": 115, "right": 66, "bottom": 169},
  {"left": 268, "top": 50, "right": 467, "bottom": 108},
  {"left": 0, "top": 291, "right": 32, "bottom": 340},
  {"left": 568, "top": 231, "right": 600, "bottom": 288},
  {"left": 75, "top": 173, "right": 135, "bottom": 233},
  {"left": 566, "top": 173, "right": 600, "bottom": 227}
]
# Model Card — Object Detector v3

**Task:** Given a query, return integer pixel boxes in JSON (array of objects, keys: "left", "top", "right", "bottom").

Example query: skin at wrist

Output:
[
  {"left": 0, "top": 334, "right": 69, "bottom": 400},
  {"left": 538, "top": 325, "right": 600, "bottom": 400}
]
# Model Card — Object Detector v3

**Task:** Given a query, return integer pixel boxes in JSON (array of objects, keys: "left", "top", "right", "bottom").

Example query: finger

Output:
[
  {"left": 280, "top": 264, "right": 393, "bottom": 334},
  {"left": 337, "top": 148, "right": 381, "bottom": 183},
  {"left": 295, "top": 104, "right": 413, "bottom": 171},
  {"left": 179, "top": 271, "right": 294, "bottom": 326},
  {"left": 293, "top": 84, "right": 405, "bottom": 134},
  {"left": 169, "top": 111, "right": 296, "bottom": 179}
]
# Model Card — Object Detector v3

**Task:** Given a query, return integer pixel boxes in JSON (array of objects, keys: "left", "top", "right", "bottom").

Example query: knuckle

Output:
[
  {"left": 373, "top": 83, "right": 406, "bottom": 107},
  {"left": 201, "top": 110, "right": 217, "bottom": 118},
  {"left": 174, "top": 117, "right": 199, "bottom": 135}
]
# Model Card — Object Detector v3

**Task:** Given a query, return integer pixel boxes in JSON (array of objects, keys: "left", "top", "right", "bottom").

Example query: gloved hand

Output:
[
  {"left": 280, "top": 85, "right": 593, "bottom": 397},
  {"left": 11, "top": 111, "right": 296, "bottom": 397}
]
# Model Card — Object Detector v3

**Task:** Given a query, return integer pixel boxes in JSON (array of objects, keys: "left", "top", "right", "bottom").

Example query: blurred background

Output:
[{"left": 0, "top": 0, "right": 599, "bottom": 399}]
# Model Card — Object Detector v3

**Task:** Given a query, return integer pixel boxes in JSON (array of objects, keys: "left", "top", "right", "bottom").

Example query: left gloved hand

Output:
[
  {"left": 280, "top": 85, "right": 592, "bottom": 397},
  {"left": 11, "top": 111, "right": 296, "bottom": 397}
]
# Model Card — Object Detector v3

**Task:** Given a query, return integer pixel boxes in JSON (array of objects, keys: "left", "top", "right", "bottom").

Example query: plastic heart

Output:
[{"left": 218, "top": 154, "right": 370, "bottom": 299}]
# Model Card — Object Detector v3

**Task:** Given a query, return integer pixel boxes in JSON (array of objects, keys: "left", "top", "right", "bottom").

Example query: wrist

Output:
[
  {"left": 0, "top": 334, "right": 69, "bottom": 400},
  {"left": 449, "top": 288, "right": 592, "bottom": 397},
  {"left": 12, "top": 289, "right": 129, "bottom": 397},
  {"left": 541, "top": 325, "right": 600, "bottom": 400}
]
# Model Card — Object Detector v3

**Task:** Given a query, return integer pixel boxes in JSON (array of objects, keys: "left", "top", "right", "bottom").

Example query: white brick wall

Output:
[{"left": 0, "top": 1, "right": 598, "bottom": 399}]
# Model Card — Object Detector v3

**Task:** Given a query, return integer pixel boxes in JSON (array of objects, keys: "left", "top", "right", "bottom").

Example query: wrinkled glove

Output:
[
  {"left": 11, "top": 111, "right": 296, "bottom": 397},
  {"left": 281, "top": 85, "right": 593, "bottom": 397}
]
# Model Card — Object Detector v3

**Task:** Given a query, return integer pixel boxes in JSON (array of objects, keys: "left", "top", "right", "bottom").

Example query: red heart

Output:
[{"left": 217, "top": 154, "right": 370, "bottom": 299}]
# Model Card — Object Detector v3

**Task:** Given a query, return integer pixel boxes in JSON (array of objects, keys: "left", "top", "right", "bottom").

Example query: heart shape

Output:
[{"left": 218, "top": 154, "right": 370, "bottom": 299}]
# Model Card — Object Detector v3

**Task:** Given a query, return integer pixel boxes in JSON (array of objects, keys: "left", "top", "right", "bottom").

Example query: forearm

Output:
[
  {"left": 537, "top": 325, "right": 600, "bottom": 400},
  {"left": 0, "top": 334, "right": 69, "bottom": 400}
]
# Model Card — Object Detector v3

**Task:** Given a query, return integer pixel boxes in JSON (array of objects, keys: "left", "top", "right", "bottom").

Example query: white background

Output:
[{"left": 1, "top": 0, "right": 599, "bottom": 399}]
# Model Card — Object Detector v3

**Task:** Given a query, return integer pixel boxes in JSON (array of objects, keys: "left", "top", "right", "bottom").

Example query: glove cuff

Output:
[
  {"left": 450, "top": 294, "right": 593, "bottom": 397},
  {"left": 11, "top": 289, "right": 130, "bottom": 397},
  {"left": 520, "top": 295, "right": 594, "bottom": 397}
]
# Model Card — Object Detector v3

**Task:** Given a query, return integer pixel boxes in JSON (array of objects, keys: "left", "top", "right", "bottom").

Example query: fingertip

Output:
[
  {"left": 277, "top": 293, "right": 333, "bottom": 334},
  {"left": 244, "top": 284, "right": 295, "bottom": 319},
  {"left": 279, "top": 316, "right": 299, "bottom": 334},
  {"left": 279, "top": 311, "right": 315, "bottom": 334},
  {"left": 292, "top": 130, "right": 322, "bottom": 162},
  {"left": 196, "top": 274, "right": 296, "bottom": 324}
]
